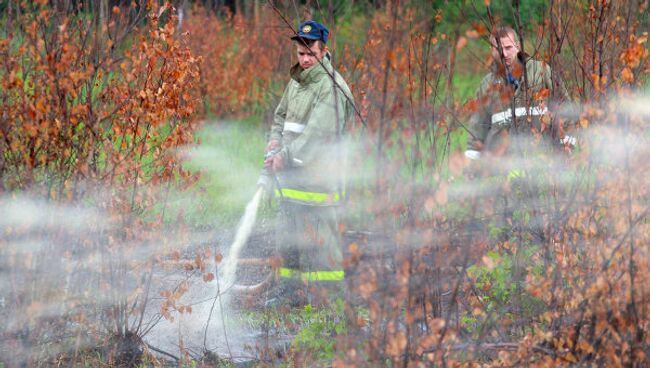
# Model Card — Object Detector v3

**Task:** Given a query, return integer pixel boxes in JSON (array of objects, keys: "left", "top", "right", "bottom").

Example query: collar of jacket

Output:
[
  {"left": 490, "top": 51, "right": 531, "bottom": 79},
  {"left": 290, "top": 57, "right": 333, "bottom": 84}
]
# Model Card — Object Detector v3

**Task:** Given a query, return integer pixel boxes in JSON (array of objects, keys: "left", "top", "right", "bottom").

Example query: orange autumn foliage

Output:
[
  {"left": 0, "top": 3, "right": 201, "bottom": 199},
  {"left": 182, "top": 6, "right": 288, "bottom": 118}
]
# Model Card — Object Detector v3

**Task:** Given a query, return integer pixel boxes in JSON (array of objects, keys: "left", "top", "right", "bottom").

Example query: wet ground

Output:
[
  {"left": 140, "top": 224, "right": 468, "bottom": 364},
  {"left": 140, "top": 225, "right": 288, "bottom": 364}
]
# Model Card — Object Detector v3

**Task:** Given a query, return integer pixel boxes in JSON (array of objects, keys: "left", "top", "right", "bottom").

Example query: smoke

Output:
[
  {"left": 0, "top": 197, "right": 104, "bottom": 229},
  {"left": 1, "top": 98, "right": 648, "bottom": 364},
  {"left": 0, "top": 122, "right": 268, "bottom": 364},
  {"left": 143, "top": 186, "right": 266, "bottom": 360}
]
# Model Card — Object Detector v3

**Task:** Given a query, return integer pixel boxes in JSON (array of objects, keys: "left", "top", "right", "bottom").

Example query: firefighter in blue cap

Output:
[{"left": 259, "top": 20, "right": 355, "bottom": 306}]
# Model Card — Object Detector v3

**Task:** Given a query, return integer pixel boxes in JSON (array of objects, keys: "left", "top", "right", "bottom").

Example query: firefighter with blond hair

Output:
[{"left": 465, "top": 26, "right": 572, "bottom": 162}]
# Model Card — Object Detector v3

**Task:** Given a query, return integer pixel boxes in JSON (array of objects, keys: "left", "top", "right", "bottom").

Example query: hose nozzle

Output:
[{"left": 264, "top": 149, "right": 279, "bottom": 161}]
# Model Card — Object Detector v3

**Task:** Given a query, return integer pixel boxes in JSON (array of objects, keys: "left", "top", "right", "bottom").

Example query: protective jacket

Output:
[
  {"left": 270, "top": 57, "right": 354, "bottom": 206},
  {"left": 264, "top": 57, "right": 355, "bottom": 298},
  {"left": 466, "top": 56, "right": 570, "bottom": 158}
]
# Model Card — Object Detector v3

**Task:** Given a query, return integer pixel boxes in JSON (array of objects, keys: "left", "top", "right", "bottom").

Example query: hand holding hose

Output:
[
  {"left": 266, "top": 139, "right": 280, "bottom": 153},
  {"left": 264, "top": 140, "right": 284, "bottom": 172},
  {"left": 257, "top": 140, "right": 282, "bottom": 194},
  {"left": 264, "top": 153, "right": 284, "bottom": 172}
]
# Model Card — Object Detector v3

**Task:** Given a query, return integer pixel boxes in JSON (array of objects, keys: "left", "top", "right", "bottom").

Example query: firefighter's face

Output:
[
  {"left": 491, "top": 34, "right": 520, "bottom": 68},
  {"left": 296, "top": 42, "right": 325, "bottom": 70}
]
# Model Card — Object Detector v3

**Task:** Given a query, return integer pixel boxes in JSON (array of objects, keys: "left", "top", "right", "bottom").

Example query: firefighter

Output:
[
  {"left": 465, "top": 26, "right": 572, "bottom": 163},
  {"left": 464, "top": 26, "right": 574, "bottom": 245},
  {"left": 259, "top": 20, "right": 355, "bottom": 306}
]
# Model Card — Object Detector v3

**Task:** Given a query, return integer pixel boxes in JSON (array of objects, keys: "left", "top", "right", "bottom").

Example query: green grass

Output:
[
  {"left": 167, "top": 118, "right": 269, "bottom": 228},
  {"left": 159, "top": 114, "right": 470, "bottom": 231},
  {"left": 237, "top": 299, "right": 358, "bottom": 365},
  {"left": 453, "top": 72, "right": 484, "bottom": 103},
  {"left": 167, "top": 115, "right": 469, "bottom": 230}
]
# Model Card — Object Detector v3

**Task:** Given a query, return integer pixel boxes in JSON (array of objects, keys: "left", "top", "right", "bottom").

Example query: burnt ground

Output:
[
  {"left": 140, "top": 222, "right": 475, "bottom": 365},
  {"left": 227, "top": 223, "right": 471, "bottom": 318}
]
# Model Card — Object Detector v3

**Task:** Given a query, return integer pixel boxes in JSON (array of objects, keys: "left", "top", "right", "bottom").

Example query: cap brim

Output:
[{"left": 291, "top": 35, "right": 321, "bottom": 42}]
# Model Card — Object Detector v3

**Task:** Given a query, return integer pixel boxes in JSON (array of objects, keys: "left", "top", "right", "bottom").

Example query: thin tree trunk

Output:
[{"left": 376, "top": 0, "right": 399, "bottom": 194}]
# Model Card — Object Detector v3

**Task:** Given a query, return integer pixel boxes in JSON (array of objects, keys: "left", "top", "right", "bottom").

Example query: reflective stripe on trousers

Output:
[
  {"left": 507, "top": 169, "right": 526, "bottom": 181},
  {"left": 278, "top": 267, "right": 345, "bottom": 281},
  {"left": 275, "top": 188, "right": 342, "bottom": 204}
]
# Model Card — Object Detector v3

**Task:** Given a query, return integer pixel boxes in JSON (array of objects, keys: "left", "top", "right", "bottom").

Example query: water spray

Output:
[
  {"left": 219, "top": 186, "right": 264, "bottom": 291},
  {"left": 219, "top": 148, "right": 279, "bottom": 293}
]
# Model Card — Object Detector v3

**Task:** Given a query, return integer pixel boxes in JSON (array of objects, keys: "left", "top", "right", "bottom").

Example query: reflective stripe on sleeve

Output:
[
  {"left": 491, "top": 106, "right": 548, "bottom": 126},
  {"left": 275, "top": 188, "right": 342, "bottom": 204},
  {"left": 283, "top": 122, "right": 306, "bottom": 133},
  {"left": 278, "top": 267, "right": 345, "bottom": 281},
  {"left": 464, "top": 150, "right": 481, "bottom": 160}
]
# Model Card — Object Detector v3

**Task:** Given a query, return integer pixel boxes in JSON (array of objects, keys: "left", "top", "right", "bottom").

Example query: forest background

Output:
[{"left": 0, "top": 0, "right": 649, "bottom": 366}]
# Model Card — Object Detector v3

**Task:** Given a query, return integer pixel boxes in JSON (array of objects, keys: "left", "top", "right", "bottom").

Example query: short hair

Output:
[
  {"left": 491, "top": 26, "right": 520, "bottom": 47},
  {"left": 293, "top": 38, "right": 326, "bottom": 51}
]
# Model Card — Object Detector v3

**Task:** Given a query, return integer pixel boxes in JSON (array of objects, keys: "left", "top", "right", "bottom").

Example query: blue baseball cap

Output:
[{"left": 291, "top": 20, "right": 329, "bottom": 44}]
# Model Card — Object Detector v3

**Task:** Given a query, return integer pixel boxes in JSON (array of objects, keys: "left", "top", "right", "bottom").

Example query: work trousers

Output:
[{"left": 275, "top": 201, "right": 344, "bottom": 306}]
